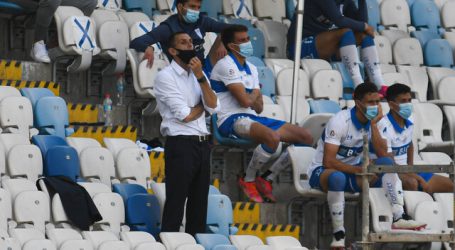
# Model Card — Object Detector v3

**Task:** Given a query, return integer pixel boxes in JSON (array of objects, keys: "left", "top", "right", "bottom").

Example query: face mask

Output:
[
  {"left": 234, "top": 41, "right": 254, "bottom": 58},
  {"left": 183, "top": 8, "right": 199, "bottom": 23},
  {"left": 397, "top": 103, "right": 413, "bottom": 119},
  {"left": 175, "top": 48, "right": 197, "bottom": 64},
  {"left": 363, "top": 105, "right": 378, "bottom": 120}
]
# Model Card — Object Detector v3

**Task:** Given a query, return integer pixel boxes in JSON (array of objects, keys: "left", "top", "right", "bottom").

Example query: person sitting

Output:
[
  {"left": 307, "top": 83, "right": 426, "bottom": 249},
  {"left": 287, "top": 0, "right": 388, "bottom": 96},
  {"left": 210, "top": 24, "right": 313, "bottom": 203}
]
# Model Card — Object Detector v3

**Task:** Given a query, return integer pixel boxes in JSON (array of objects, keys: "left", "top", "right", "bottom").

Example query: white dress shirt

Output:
[{"left": 154, "top": 60, "right": 220, "bottom": 136}]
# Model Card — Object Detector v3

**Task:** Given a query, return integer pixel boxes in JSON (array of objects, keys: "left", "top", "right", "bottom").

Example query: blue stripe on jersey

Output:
[
  {"left": 321, "top": 128, "right": 364, "bottom": 157},
  {"left": 210, "top": 80, "right": 253, "bottom": 93},
  {"left": 392, "top": 142, "right": 411, "bottom": 156}
]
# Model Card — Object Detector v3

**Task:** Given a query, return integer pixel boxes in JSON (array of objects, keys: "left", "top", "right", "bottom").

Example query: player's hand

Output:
[
  {"left": 143, "top": 47, "right": 155, "bottom": 68},
  {"left": 189, "top": 57, "right": 204, "bottom": 78},
  {"left": 371, "top": 103, "right": 383, "bottom": 124},
  {"left": 216, "top": 45, "right": 228, "bottom": 60},
  {"left": 364, "top": 23, "right": 375, "bottom": 37}
]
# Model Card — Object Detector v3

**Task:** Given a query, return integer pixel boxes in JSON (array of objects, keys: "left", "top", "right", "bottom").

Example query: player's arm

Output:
[
  {"left": 370, "top": 104, "right": 388, "bottom": 158},
  {"left": 227, "top": 84, "right": 262, "bottom": 111},
  {"left": 323, "top": 143, "right": 362, "bottom": 174}
]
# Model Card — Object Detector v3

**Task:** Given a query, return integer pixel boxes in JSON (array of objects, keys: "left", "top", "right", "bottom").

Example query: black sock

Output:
[
  {"left": 334, "top": 230, "right": 345, "bottom": 241},
  {"left": 261, "top": 170, "right": 272, "bottom": 179}
]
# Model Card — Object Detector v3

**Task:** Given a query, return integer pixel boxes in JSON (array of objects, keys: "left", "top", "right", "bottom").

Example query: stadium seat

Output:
[
  {"left": 203, "top": 32, "right": 218, "bottom": 58},
  {"left": 411, "top": 30, "right": 441, "bottom": 48},
  {"left": 90, "top": 192, "right": 127, "bottom": 236},
  {"left": 301, "top": 59, "right": 332, "bottom": 81},
  {"left": 0, "top": 86, "right": 21, "bottom": 100},
  {"left": 11, "top": 228, "right": 56, "bottom": 250},
  {"left": 113, "top": 183, "right": 147, "bottom": 202},
  {"left": 434, "top": 0, "right": 449, "bottom": 9},
  {"left": 246, "top": 56, "right": 265, "bottom": 67},
  {"left": 442, "top": 0, "right": 455, "bottom": 30},
  {"left": 226, "top": 17, "right": 254, "bottom": 28},
  {"left": 311, "top": 69, "right": 343, "bottom": 102},
  {"left": 211, "top": 114, "right": 255, "bottom": 148},
  {"left": 0, "top": 188, "right": 12, "bottom": 238},
  {"left": 209, "top": 185, "right": 221, "bottom": 195},
  {"left": 0, "top": 134, "right": 42, "bottom": 183},
  {"left": 419, "top": 151, "right": 452, "bottom": 164},
  {"left": 150, "top": 181, "right": 166, "bottom": 219},
  {"left": 424, "top": 39, "right": 454, "bottom": 68},
  {"left": 261, "top": 103, "right": 286, "bottom": 121},
  {"left": 44, "top": 146, "right": 80, "bottom": 181},
  {"left": 375, "top": 35, "right": 393, "bottom": 65},
  {"left": 0, "top": 95, "right": 37, "bottom": 139},
  {"left": 123, "top": 0, "right": 157, "bottom": 18},
  {"left": 253, "top": 0, "right": 286, "bottom": 23},
  {"left": 77, "top": 182, "right": 112, "bottom": 197},
  {"left": 380, "top": 0, "right": 412, "bottom": 32},
  {"left": 46, "top": 228, "right": 93, "bottom": 250},
  {"left": 443, "top": 105, "right": 455, "bottom": 142},
  {"left": 266, "top": 236, "right": 308, "bottom": 250},
  {"left": 153, "top": 14, "right": 172, "bottom": 24},
  {"left": 67, "top": 137, "right": 102, "bottom": 153},
  {"left": 298, "top": 114, "right": 334, "bottom": 147},
  {"left": 96, "top": 0, "right": 122, "bottom": 10},
  {"left": 104, "top": 138, "right": 152, "bottom": 189},
  {"left": 200, "top": 0, "right": 222, "bottom": 19},
  {"left": 427, "top": 67, "right": 455, "bottom": 99},
  {"left": 411, "top": 0, "right": 443, "bottom": 34},
  {"left": 444, "top": 31, "right": 455, "bottom": 57},
  {"left": 248, "top": 27, "right": 266, "bottom": 58},
  {"left": 275, "top": 96, "right": 310, "bottom": 123},
  {"left": 229, "top": 235, "right": 271, "bottom": 250},
  {"left": 118, "top": 11, "right": 150, "bottom": 31},
  {"left": 82, "top": 231, "right": 129, "bottom": 250},
  {"left": 196, "top": 233, "right": 236, "bottom": 250},
  {"left": 382, "top": 72, "right": 410, "bottom": 88},
  {"left": 120, "top": 231, "right": 165, "bottom": 250},
  {"left": 19, "top": 88, "right": 54, "bottom": 109},
  {"left": 433, "top": 193, "right": 453, "bottom": 234},
  {"left": 413, "top": 102, "right": 454, "bottom": 153},
  {"left": 264, "top": 58, "right": 294, "bottom": 76},
  {"left": 35, "top": 96, "right": 74, "bottom": 138},
  {"left": 50, "top": 6, "right": 100, "bottom": 73},
  {"left": 366, "top": 0, "right": 382, "bottom": 30},
  {"left": 90, "top": 8, "right": 129, "bottom": 74},
  {"left": 79, "top": 146, "right": 116, "bottom": 186},
  {"left": 380, "top": 29, "right": 411, "bottom": 46},
  {"left": 31, "top": 135, "right": 68, "bottom": 157},
  {"left": 276, "top": 68, "right": 309, "bottom": 98},
  {"left": 396, "top": 66, "right": 428, "bottom": 101},
  {"left": 160, "top": 232, "right": 205, "bottom": 250},
  {"left": 403, "top": 191, "right": 434, "bottom": 218},
  {"left": 256, "top": 20, "right": 288, "bottom": 58},
  {"left": 307, "top": 100, "right": 341, "bottom": 114},
  {"left": 222, "top": 0, "right": 254, "bottom": 17},
  {"left": 256, "top": 66, "right": 275, "bottom": 98},
  {"left": 206, "top": 194, "right": 238, "bottom": 237},
  {"left": 436, "top": 75, "right": 455, "bottom": 103},
  {"left": 331, "top": 62, "right": 365, "bottom": 100},
  {"left": 392, "top": 38, "right": 424, "bottom": 66},
  {"left": 0, "top": 238, "right": 20, "bottom": 250}
]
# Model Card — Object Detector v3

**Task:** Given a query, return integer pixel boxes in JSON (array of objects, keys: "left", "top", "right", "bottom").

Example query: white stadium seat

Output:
[
  {"left": 433, "top": 193, "right": 453, "bottom": 233},
  {"left": 256, "top": 20, "right": 288, "bottom": 58},
  {"left": 403, "top": 191, "right": 434, "bottom": 219},
  {"left": 229, "top": 235, "right": 271, "bottom": 250},
  {"left": 11, "top": 228, "right": 56, "bottom": 250},
  {"left": 426, "top": 67, "right": 455, "bottom": 100},
  {"left": 253, "top": 0, "right": 286, "bottom": 22},
  {"left": 0, "top": 237, "right": 20, "bottom": 250},
  {"left": 441, "top": 0, "right": 455, "bottom": 30},
  {"left": 375, "top": 35, "right": 393, "bottom": 65},
  {"left": 96, "top": 0, "right": 122, "bottom": 11},
  {"left": 275, "top": 96, "right": 310, "bottom": 123},
  {"left": 276, "top": 68, "right": 310, "bottom": 98},
  {"left": 156, "top": 0, "right": 171, "bottom": 12},
  {"left": 396, "top": 66, "right": 428, "bottom": 101},
  {"left": 443, "top": 31, "right": 455, "bottom": 58},
  {"left": 380, "top": 30, "right": 410, "bottom": 46},
  {"left": 264, "top": 58, "right": 294, "bottom": 77},
  {"left": 223, "top": 0, "right": 254, "bottom": 17},
  {"left": 120, "top": 231, "right": 166, "bottom": 250},
  {"left": 443, "top": 105, "right": 455, "bottom": 142},
  {"left": 203, "top": 32, "right": 218, "bottom": 58},
  {"left": 435, "top": 0, "right": 449, "bottom": 10},
  {"left": 91, "top": 192, "right": 126, "bottom": 236},
  {"left": 0, "top": 188, "right": 12, "bottom": 238},
  {"left": 117, "top": 11, "right": 149, "bottom": 30},
  {"left": 298, "top": 114, "right": 334, "bottom": 147},
  {"left": 78, "top": 182, "right": 112, "bottom": 197},
  {"left": 311, "top": 69, "right": 343, "bottom": 102},
  {"left": 436, "top": 76, "right": 455, "bottom": 103},
  {"left": 288, "top": 146, "right": 323, "bottom": 197},
  {"left": 380, "top": 0, "right": 412, "bottom": 32},
  {"left": 0, "top": 97, "right": 38, "bottom": 139},
  {"left": 115, "top": 146, "right": 151, "bottom": 189},
  {"left": 261, "top": 104, "right": 286, "bottom": 121},
  {"left": 160, "top": 232, "right": 204, "bottom": 250},
  {"left": 50, "top": 6, "right": 100, "bottom": 73},
  {"left": 393, "top": 38, "right": 424, "bottom": 66},
  {"left": 266, "top": 236, "right": 308, "bottom": 250},
  {"left": 67, "top": 137, "right": 102, "bottom": 155},
  {"left": 419, "top": 152, "right": 453, "bottom": 165},
  {"left": 301, "top": 59, "right": 332, "bottom": 81},
  {"left": 79, "top": 147, "right": 117, "bottom": 186},
  {"left": 104, "top": 138, "right": 139, "bottom": 157},
  {"left": 82, "top": 231, "right": 129, "bottom": 250},
  {"left": 47, "top": 228, "right": 93, "bottom": 250},
  {"left": 382, "top": 72, "right": 410, "bottom": 87},
  {"left": 0, "top": 86, "right": 20, "bottom": 100}
]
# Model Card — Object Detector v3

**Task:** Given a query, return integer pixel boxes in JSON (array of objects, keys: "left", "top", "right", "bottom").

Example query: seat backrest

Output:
[
  {"left": 0, "top": 86, "right": 21, "bottom": 102},
  {"left": 118, "top": 11, "right": 150, "bottom": 30},
  {"left": 380, "top": 0, "right": 411, "bottom": 31},
  {"left": 80, "top": 147, "right": 115, "bottom": 186},
  {"left": 92, "top": 192, "right": 125, "bottom": 236},
  {"left": 275, "top": 96, "right": 310, "bottom": 123},
  {"left": 298, "top": 114, "right": 334, "bottom": 147},
  {"left": 2, "top": 178, "right": 37, "bottom": 199},
  {"left": 263, "top": 58, "right": 294, "bottom": 76},
  {"left": 374, "top": 35, "right": 393, "bottom": 65},
  {"left": 150, "top": 181, "right": 166, "bottom": 220},
  {"left": 206, "top": 194, "right": 235, "bottom": 237},
  {"left": 382, "top": 72, "right": 411, "bottom": 87},
  {"left": 0, "top": 134, "right": 30, "bottom": 152},
  {"left": 427, "top": 67, "right": 455, "bottom": 99},
  {"left": 35, "top": 97, "right": 71, "bottom": 138},
  {"left": 82, "top": 231, "right": 128, "bottom": 249},
  {"left": 138, "top": 57, "right": 169, "bottom": 97},
  {"left": 437, "top": 75, "right": 455, "bottom": 102},
  {"left": 311, "top": 70, "right": 343, "bottom": 101},
  {"left": 444, "top": 105, "right": 455, "bottom": 142},
  {"left": 413, "top": 102, "right": 444, "bottom": 143},
  {"left": 160, "top": 232, "right": 198, "bottom": 249},
  {"left": 288, "top": 146, "right": 316, "bottom": 193},
  {"left": 256, "top": 20, "right": 288, "bottom": 59},
  {"left": 20, "top": 88, "right": 54, "bottom": 109},
  {"left": 66, "top": 137, "right": 102, "bottom": 155},
  {"left": 13, "top": 190, "right": 50, "bottom": 233},
  {"left": 46, "top": 228, "right": 87, "bottom": 249},
  {"left": 129, "top": 20, "right": 159, "bottom": 42},
  {"left": 91, "top": 9, "right": 129, "bottom": 52},
  {"left": 433, "top": 193, "right": 453, "bottom": 231},
  {"left": 7, "top": 144, "right": 42, "bottom": 183},
  {"left": 393, "top": 38, "right": 423, "bottom": 66},
  {"left": 126, "top": 194, "right": 161, "bottom": 238},
  {"left": 200, "top": 0, "right": 222, "bottom": 19},
  {"left": 380, "top": 29, "right": 410, "bottom": 45},
  {"left": 248, "top": 27, "right": 265, "bottom": 58},
  {"left": 123, "top": 0, "right": 156, "bottom": 18},
  {"left": 308, "top": 100, "right": 341, "bottom": 114},
  {"left": 120, "top": 231, "right": 163, "bottom": 249},
  {"left": 222, "top": 0, "right": 254, "bottom": 16},
  {"left": 414, "top": 200, "right": 444, "bottom": 232},
  {"left": 403, "top": 191, "right": 434, "bottom": 218},
  {"left": 253, "top": 0, "right": 285, "bottom": 22},
  {"left": 112, "top": 183, "right": 148, "bottom": 203},
  {"left": 0, "top": 97, "right": 34, "bottom": 137},
  {"left": 331, "top": 62, "right": 365, "bottom": 100},
  {"left": 78, "top": 182, "right": 112, "bottom": 198},
  {"left": 301, "top": 59, "right": 332, "bottom": 80},
  {"left": 256, "top": 66, "right": 275, "bottom": 98},
  {"left": 442, "top": 0, "right": 455, "bottom": 29},
  {"left": 366, "top": 0, "right": 381, "bottom": 29},
  {"left": 266, "top": 236, "right": 304, "bottom": 250},
  {"left": 424, "top": 39, "right": 454, "bottom": 68},
  {"left": 44, "top": 146, "right": 80, "bottom": 181},
  {"left": 116, "top": 147, "right": 151, "bottom": 189},
  {"left": 0, "top": 188, "right": 12, "bottom": 238},
  {"left": 261, "top": 104, "right": 286, "bottom": 121},
  {"left": 247, "top": 56, "right": 265, "bottom": 68},
  {"left": 369, "top": 188, "right": 393, "bottom": 232},
  {"left": 104, "top": 138, "right": 138, "bottom": 157},
  {"left": 411, "top": 30, "right": 440, "bottom": 48},
  {"left": 276, "top": 68, "right": 309, "bottom": 97},
  {"left": 97, "top": 0, "right": 122, "bottom": 10},
  {"left": 32, "top": 135, "right": 68, "bottom": 158},
  {"left": 195, "top": 234, "right": 232, "bottom": 249},
  {"left": 51, "top": 194, "right": 70, "bottom": 224},
  {"left": 410, "top": 0, "right": 441, "bottom": 33},
  {"left": 229, "top": 235, "right": 264, "bottom": 250},
  {"left": 396, "top": 65, "right": 428, "bottom": 101}
]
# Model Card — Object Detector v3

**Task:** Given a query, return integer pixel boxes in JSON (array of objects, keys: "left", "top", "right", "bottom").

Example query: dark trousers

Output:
[{"left": 161, "top": 136, "right": 211, "bottom": 236}]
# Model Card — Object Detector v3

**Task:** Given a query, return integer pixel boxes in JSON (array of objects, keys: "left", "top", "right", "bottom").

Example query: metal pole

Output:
[
  {"left": 361, "top": 133, "right": 372, "bottom": 249},
  {"left": 290, "top": 0, "right": 304, "bottom": 124}
]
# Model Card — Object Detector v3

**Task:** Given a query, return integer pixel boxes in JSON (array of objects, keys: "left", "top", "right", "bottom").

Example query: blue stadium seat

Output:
[
  {"left": 257, "top": 66, "right": 275, "bottom": 99},
  {"left": 225, "top": 18, "right": 254, "bottom": 28},
  {"left": 200, "top": 0, "right": 222, "bottom": 20},
  {"left": 196, "top": 234, "right": 236, "bottom": 250},
  {"left": 366, "top": 0, "right": 383, "bottom": 31},
  {"left": 44, "top": 146, "right": 80, "bottom": 181},
  {"left": 411, "top": 30, "right": 440, "bottom": 47},
  {"left": 113, "top": 183, "right": 148, "bottom": 203},
  {"left": 211, "top": 114, "right": 256, "bottom": 148},
  {"left": 20, "top": 88, "right": 54, "bottom": 110},
  {"left": 285, "top": 0, "right": 296, "bottom": 19},
  {"left": 308, "top": 100, "right": 341, "bottom": 114},
  {"left": 123, "top": 0, "right": 157, "bottom": 18},
  {"left": 35, "top": 97, "right": 74, "bottom": 138},
  {"left": 209, "top": 185, "right": 221, "bottom": 195},
  {"left": 246, "top": 56, "right": 265, "bottom": 67},
  {"left": 407, "top": 0, "right": 416, "bottom": 7},
  {"left": 206, "top": 194, "right": 238, "bottom": 237},
  {"left": 424, "top": 39, "right": 454, "bottom": 68},
  {"left": 411, "top": 0, "right": 443, "bottom": 34},
  {"left": 331, "top": 62, "right": 365, "bottom": 100},
  {"left": 0, "top": 0, "right": 24, "bottom": 14},
  {"left": 248, "top": 27, "right": 266, "bottom": 58},
  {"left": 32, "top": 135, "right": 68, "bottom": 158}
]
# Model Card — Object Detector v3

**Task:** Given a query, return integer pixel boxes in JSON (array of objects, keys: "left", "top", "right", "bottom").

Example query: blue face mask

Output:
[
  {"left": 236, "top": 41, "right": 254, "bottom": 58},
  {"left": 398, "top": 103, "right": 413, "bottom": 119},
  {"left": 363, "top": 105, "right": 379, "bottom": 120},
  {"left": 183, "top": 8, "right": 199, "bottom": 23}
]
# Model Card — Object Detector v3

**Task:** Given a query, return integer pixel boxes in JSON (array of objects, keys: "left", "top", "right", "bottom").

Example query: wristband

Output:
[{"left": 197, "top": 76, "right": 207, "bottom": 83}]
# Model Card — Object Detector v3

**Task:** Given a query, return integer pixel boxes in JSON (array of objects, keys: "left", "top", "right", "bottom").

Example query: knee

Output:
[
  {"left": 297, "top": 128, "right": 313, "bottom": 145},
  {"left": 328, "top": 171, "right": 347, "bottom": 191},
  {"left": 264, "top": 131, "right": 280, "bottom": 150},
  {"left": 361, "top": 35, "right": 375, "bottom": 48},
  {"left": 402, "top": 177, "right": 419, "bottom": 191},
  {"left": 339, "top": 29, "right": 356, "bottom": 47}
]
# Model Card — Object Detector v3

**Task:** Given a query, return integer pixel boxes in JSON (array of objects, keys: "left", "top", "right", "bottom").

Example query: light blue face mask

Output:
[
  {"left": 183, "top": 8, "right": 199, "bottom": 23},
  {"left": 363, "top": 105, "right": 379, "bottom": 120},
  {"left": 236, "top": 41, "right": 254, "bottom": 58},
  {"left": 397, "top": 103, "right": 413, "bottom": 119}
]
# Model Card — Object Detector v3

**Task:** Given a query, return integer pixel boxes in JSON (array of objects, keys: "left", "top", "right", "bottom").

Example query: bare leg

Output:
[
  {"left": 276, "top": 123, "right": 313, "bottom": 145},
  {"left": 427, "top": 175, "right": 454, "bottom": 193}
]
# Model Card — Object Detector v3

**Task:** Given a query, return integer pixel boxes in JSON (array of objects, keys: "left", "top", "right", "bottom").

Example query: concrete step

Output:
[{"left": 0, "top": 59, "right": 52, "bottom": 81}]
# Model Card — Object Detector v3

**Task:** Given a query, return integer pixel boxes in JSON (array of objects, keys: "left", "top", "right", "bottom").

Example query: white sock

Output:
[
  {"left": 382, "top": 173, "right": 405, "bottom": 221},
  {"left": 328, "top": 191, "right": 345, "bottom": 233},
  {"left": 245, "top": 144, "right": 273, "bottom": 182},
  {"left": 265, "top": 149, "right": 291, "bottom": 181},
  {"left": 361, "top": 45, "right": 384, "bottom": 89},
  {"left": 340, "top": 44, "right": 363, "bottom": 87}
]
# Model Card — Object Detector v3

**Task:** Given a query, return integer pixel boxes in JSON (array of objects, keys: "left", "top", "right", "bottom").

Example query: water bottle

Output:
[
  {"left": 103, "top": 94, "right": 113, "bottom": 126},
  {"left": 116, "top": 73, "right": 125, "bottom": 106}
]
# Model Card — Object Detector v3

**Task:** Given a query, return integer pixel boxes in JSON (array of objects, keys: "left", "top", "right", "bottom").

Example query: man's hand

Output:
[
  {"left": 364, "top": 23, "right": 375, "bottom": 37},
  {"left": 143, "top": 46, "right": 155, "bottom": 68},
  {"left": 189, "top": 57, "right": 204, "bottom": 79},
  {"left": 371, "top": 103, "right": 383, "bottom": 125},
  {"left": 215, "top": 45, "right": 228, "bottom": 61}
]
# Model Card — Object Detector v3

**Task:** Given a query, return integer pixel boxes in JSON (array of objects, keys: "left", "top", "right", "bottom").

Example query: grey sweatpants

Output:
[{"left": 34, "top": 0, "right": 97, "bottom": 42}]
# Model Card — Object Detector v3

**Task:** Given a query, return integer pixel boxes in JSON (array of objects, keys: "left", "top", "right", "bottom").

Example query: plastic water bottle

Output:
[
  {"left": 116, "top": 74, "right": 125, "bottom": 106},
  {"left": 103, "top": 94, "right": 113, "bottom": 126}
]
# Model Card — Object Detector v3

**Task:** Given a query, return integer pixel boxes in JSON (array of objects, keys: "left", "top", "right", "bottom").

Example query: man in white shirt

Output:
[
  {"left": 211, "top": 25, "right": 313, "bottom": 203},
  {"left": 154, "top": 32, "right": 219, "bottom": 236},
  {"left": 308, "top": 83, "right": 426, "bottom": 249},
  {"left": 380, "top": 83, "right": 453, "bottom": 193}
]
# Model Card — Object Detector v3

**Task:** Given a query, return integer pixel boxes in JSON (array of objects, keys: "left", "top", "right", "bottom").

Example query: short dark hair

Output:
[
  {"left": 221, "top": 25, "right": 249, "bottom": 52},
  {"left": 386, "top": 83, "right": 411, "bottom": 102},
  {"left": 176, "top": 0, "right": 202, "bottom": 5},
  {"left": 353, "top": 82, "right": 379, "bottom": 100},
  {"left": 168, "top": 31, "right": 189, "bottom": 48}
]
